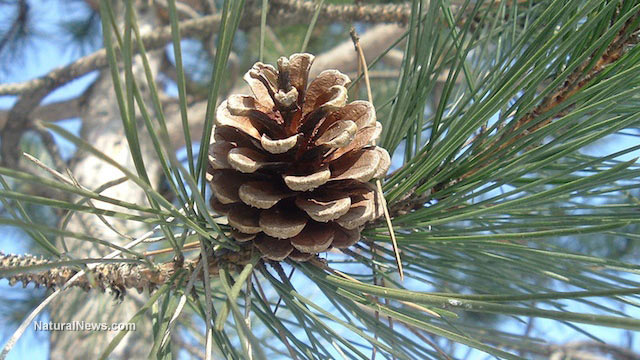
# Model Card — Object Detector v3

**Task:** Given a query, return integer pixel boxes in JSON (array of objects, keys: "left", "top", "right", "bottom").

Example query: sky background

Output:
[{"left": 1, "top": 1, "right": 639, "bottom": 359}]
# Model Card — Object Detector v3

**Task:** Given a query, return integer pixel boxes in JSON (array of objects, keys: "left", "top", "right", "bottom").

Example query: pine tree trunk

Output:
[{"left": 48, "top": 7, "right": 162, "bottom": 358}]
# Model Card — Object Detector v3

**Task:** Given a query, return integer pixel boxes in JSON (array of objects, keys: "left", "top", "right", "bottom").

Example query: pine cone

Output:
[{"left": 207, "top": 53, "right": 390, "bottom": 261}]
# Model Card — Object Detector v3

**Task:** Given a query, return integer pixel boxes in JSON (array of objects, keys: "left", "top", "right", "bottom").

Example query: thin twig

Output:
[
  {"left": 66, "top": 169, "right": 134, "bottom": 241},
  {"left": 406, "top": 326, "right": 453, "bottom": 360},
  {"left": 350, "top": 27, "right": 404, "bottom": 280},
  {"left": 22, "top": 153, "right": 71, "bottom": 184}
]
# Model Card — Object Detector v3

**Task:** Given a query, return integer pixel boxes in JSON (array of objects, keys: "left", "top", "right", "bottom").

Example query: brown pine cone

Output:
[{"left": 207, "top": 53, "right": 390, "bottom": 261}]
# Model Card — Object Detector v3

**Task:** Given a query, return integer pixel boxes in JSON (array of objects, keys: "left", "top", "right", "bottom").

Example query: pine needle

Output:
[{"left": 350, "top": 27, "right": 404, "bottom": 281}]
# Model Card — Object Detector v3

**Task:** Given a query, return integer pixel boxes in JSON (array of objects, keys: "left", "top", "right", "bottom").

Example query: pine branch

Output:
[
  {"left": 268, "top": 0, "right": 410, "bottom": 24},
  {"left": 496, "top": 11, "right": 640, "bottom": 155},
  {"left": 0, "top": 1, "right": 411, "bottom": 97},
  {"left": 431, "top": 11, "right": 640, "bottom": 196},
  {"left": 0, "top": 206, "right": 395, "bottom": 297},
  {"left": 0, "top": 97, "right": 83, "bottom": 129},
  {"left": 0, "top": 248, "right": 253, "bottom": 297}
]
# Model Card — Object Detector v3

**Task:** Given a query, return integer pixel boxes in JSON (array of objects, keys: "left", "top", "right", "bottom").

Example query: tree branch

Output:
[
  {"left": 0, "top": 97, "right": 84, "bottom": 128},
  {"left": 0, "top": 1, "right": 411, "bottom": 96},
  {"left": 0, "top": 248, "right": 252, "bottom": 297},
  {"left": 268, "top": 0, "right": 410, "bottom": 25}
]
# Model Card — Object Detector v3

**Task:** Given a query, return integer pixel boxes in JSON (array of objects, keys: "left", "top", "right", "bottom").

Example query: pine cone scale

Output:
[
  {"left": 254, "top": 235, "right": 293, "bottom": 261},
  {"left": 216, "top": 100, "right": 263, "bottom": 140},
  {"left": 260, "top": 133, "right": 299, "bottom": 154},
  {"left": 283, "top": 166, "right": 331, "bottom": 191},
  {"left": 238, "top": 181, "right": 291, "bottom": 209},
  {"left": 286, "top": 53, "right": 314, "bottom": 98},
  {"left": 258, "top": 206, "right": 308, "bottom": 239},
  {"left": 227, "top": 204, "right": 261, "bottom": 234},
  {"left": 302, "top": 70, "right": 351, "bottom": 116},
  {"left": 290, "top": 222, "right": 334, "bottom": 253},
  {"left": 210, "top": 170, "right": 245, "bottom": 204},
  {"left": 295, "top": 193, "right": 352, "bottom": 222},
  {"left": 330, "top": 147, "right": 382, "bottom": 182}
]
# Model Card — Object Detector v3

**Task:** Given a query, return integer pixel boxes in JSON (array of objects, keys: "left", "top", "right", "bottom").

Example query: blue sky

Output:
[{"left": 0, "top": 2, "right": 97, "bottom": 359}]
